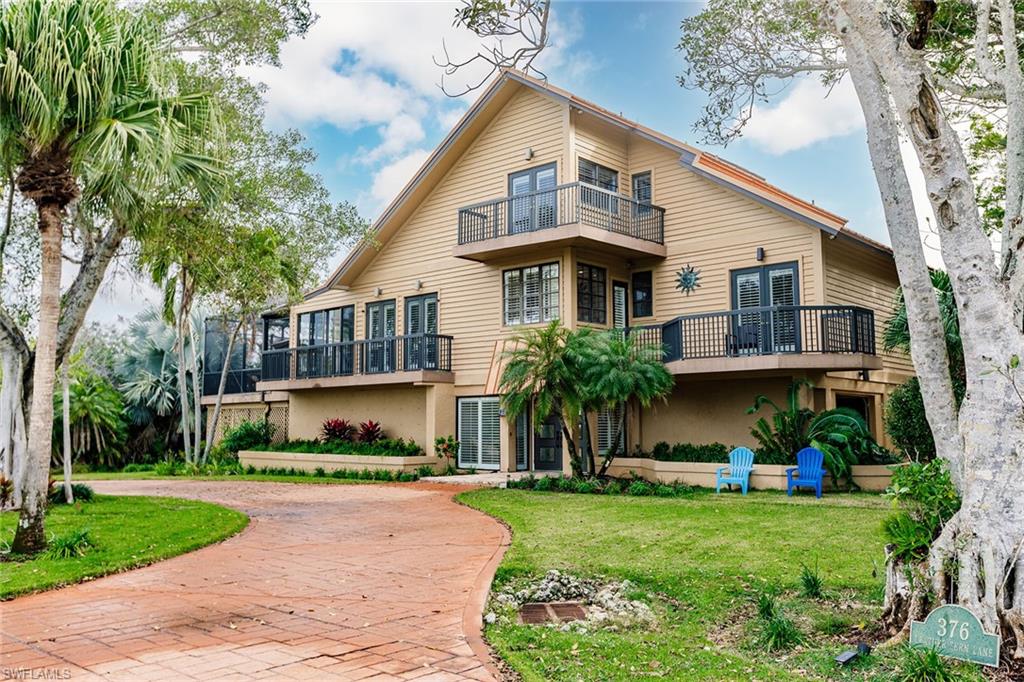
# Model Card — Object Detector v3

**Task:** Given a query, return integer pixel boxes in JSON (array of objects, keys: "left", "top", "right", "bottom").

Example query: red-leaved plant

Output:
[
  {"left": 358, "top": 420, "right": 383, "bottom": 443},
  {"left": 322, "top": 418, "right": 356, "bottom": 442}
]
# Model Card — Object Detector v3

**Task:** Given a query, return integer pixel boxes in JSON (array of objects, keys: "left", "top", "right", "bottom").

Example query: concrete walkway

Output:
[{"left": 0, "top": 480, "right": 509, "bottom": 681}]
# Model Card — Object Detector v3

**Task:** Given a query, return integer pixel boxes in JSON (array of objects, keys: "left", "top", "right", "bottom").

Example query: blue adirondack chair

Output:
[
  {"left": 716, "top": 447, "right": 756, "bottom": 494},
  {"left": 787, "top": 447, "right": 827, "bottom": 498}
]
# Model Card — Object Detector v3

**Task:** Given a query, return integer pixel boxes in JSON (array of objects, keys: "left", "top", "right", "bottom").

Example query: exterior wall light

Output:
[
  {"left": 756, "top": 247, "right": 765, "bottom": 261},
  {"left": 374, "top": 287, "right": 382, "bottom": 296},
  {"left": 415, "top": 279, "right": 423, "bottom": 290},
  {"left": 524, "top": 147, "right": 534, "bottom": 161}
]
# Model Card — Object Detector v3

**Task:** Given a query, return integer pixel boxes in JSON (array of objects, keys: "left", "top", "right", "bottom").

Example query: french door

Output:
[
  {"left": 365, "top": 300, "right": 396, "bottom": 373},
  {"left": 509, "top": 163, "right": 557, "bottom": 234},
  {"left": 404, "top": 294, "right": 438, "bottom": 370},
  {"left": 731, "top": 263, "right": 799, "bottom": 354},
  {"left": 458, "top": 397, "right": 501, "bottom": 470}
]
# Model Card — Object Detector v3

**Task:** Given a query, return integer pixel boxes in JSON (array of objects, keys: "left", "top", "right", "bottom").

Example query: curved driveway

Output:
[{"left": 1, "top": 480, "right": 508, "bottom": 681}]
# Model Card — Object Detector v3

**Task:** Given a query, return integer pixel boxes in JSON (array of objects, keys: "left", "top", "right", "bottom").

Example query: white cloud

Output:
[
  {"left": 361, "top": 114, "right": 426, "bottom": 164},
  {"left": 368, "top": 148, "right": 431, "bottom": 209},
  {"left": 743, "top": 77, "right": 864, "bottom": 155}
]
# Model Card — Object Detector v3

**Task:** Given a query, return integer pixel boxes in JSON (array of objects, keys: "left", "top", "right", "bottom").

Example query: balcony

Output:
[
  {"left": 453, "top": 182, "right": 667, "bottom": 261},
  {"left": 630, "top": 305, "right": 881, "bottom": 375},
  {"left": 257, "top": 334, "right": 454, "bottom": 390}
]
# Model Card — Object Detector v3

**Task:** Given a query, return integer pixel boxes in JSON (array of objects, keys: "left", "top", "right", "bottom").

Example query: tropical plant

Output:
[
  {"left": 43, "top": 528, "right": 93, "bottom": 560},
  {"left": 0, "top": 475, "right": 13, "bottom": 509},
  {"left": 580, "top": 331, "right": 673, "bottom": 476},
  {"left": 48, "top": 482, "right": 94, "bottom": 504},
  {"left": 52, "top": 361, "right": 127, "bottom": 470},
  {"left": 885, "top": 378, "right": 935, "bottom": 461},
  {"left": 500, "top": 321, "right": 587, "bottom": 476},
  {"left": 883, "top": 460, "right": 961, "bottom": 563},
  {"left": 799, "top": 561, "right": 824, "bottom": 598},
  {"left": 357, "top": 420, "right": 384, "bottom": 444},
  {"left": 747, "top": 379, "right": 881, "bottom": 483},
  {"left": 0, "top": 0, "right": 223, "bottom": 554},
  {"left": 220, "top": 420, "right": 274, "bottom": 454},
  {"left": 434, "top": 435, "right": 459, "bottom": 472},
  {"left": 322, "top": 418, "right": 356, "bottom": 442}
]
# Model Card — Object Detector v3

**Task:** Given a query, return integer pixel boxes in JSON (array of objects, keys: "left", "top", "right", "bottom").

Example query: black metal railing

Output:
[
  {"left": 260, "top": 334, "right": 454, "bottom": 382},
  {"left": 457, "top": 181, "right": 665, "bottom": 245},
  {"left": 202, "top": 368, "right": 260, "bottom": 396},
  {"left": 657, "top": 305, "right": 876, "bottom": 361}
]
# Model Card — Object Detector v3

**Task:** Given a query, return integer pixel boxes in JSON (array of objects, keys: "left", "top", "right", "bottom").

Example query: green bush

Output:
[
  {"left": 221, "top": 419, "right": 274, "bottom": 454},
  {"left": 44, "top": 528, "right": 93, "bottom": 559},
  {"left": 534, "top": 476, "right": 556, "bottom": 492},
  {"left": 799, "top": 561, "right": 824, "bottom": 598},
  {"left": 883, "top": 460, "right": 960, "bottom": 563},
  {"left": 122, "top": 463, "right": 154, "bottom": 472},
  {"left": 249, "top": 437, "right": 422, "bottom": 457},
  {"left": 48, "top": 482, "right": 94, "bottom": 504},
  {"left": 651, "top": 441, "right": 671, "bottom": 460},
  {"left": 755, "top": 590, "right": 777, "bottom": 620},
  {"left": 756, "top": 613, "right": 804, "bottom": 652},
  {"left": 603, "top": 479, "right": 622, "bottom": 495},
  {"left": 885, "top": 378, "right": 935, "bottom": 461},
  {"left": 627, "top": 480, "right": 653, "bottom": 496},
  {"left": 154, "top": 459, "right": 180, "bottom": 476}
]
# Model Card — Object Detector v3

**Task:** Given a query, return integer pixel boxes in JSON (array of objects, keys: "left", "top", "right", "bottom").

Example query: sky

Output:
[{"left": 88, "top": 0, "right": 939, "bottom": 325}]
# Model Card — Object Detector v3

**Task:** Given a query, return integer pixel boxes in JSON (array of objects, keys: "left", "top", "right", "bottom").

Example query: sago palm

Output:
[{"left": 0, "top": 0, "right": 222, "bottom": 553}]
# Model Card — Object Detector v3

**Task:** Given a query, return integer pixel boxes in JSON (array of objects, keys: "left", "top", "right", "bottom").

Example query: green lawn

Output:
[
  {"left": 460, "top": 488, "right": 921, "bottom": 681},
  {"left": 0, "top": 495, "right": 248, "bottom": 599},
  {"left": 77, "top": 472, "right": 375, "bottom": 485}
]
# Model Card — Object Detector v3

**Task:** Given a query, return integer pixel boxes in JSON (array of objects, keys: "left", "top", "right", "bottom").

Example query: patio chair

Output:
[
  {"left": 726, "top": 323, "right": 761, "bottom": 356},
  {"left": 715, "top": 447, "right": 756, "bottom": 495},
  {"left": 786, "top": 447, "right": 827, "bottom": 498}
]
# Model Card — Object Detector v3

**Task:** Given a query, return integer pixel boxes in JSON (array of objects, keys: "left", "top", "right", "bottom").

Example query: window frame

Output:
[
  {"left": 631, "top": 270, "right": 654, "bottom": 319},
  {"left": 502, "top": 261, "right": 560, "bottom": 326},
  {"left": 296, "top": 305, "right": 354, "bottom": 347},
  {"left": 578, "top": 157, "right": 618, "bottom": 193},
  {"left": 576, "top": 263, "right": 608, "bottom": 325}
]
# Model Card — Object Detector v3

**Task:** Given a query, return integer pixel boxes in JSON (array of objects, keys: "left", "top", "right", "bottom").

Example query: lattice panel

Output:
[{"left": 214, "top": 403, "right": 288, "bottom": 444}]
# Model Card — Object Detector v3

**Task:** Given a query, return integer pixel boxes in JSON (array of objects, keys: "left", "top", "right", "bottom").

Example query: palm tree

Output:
[
  {"left": 0, "top": 0, "right": 221, "bottom": 553},
  {"left": 582, "top": 332, "right": 673, "bottom": 477},
  {"left": 500, "top": 321, "right": 589, "bottom": 477}
]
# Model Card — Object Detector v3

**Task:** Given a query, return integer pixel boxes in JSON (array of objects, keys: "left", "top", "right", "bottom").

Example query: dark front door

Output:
[
  {"left": 365, "top": 300, "right": 396, "bottom": 373},
  {"left": 404, "top": 293, "right": 438, "bottom": 370},
  {"left": 533, "top": 412, "right": 563, "bottom": 471},
  {"left": 509, "top": 163, "right": 557, "bottom": 234}
]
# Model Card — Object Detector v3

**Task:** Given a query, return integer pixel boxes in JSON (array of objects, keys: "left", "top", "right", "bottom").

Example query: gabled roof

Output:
[{"left": 315, "top": 70, "right": 888, "bottom": 296}]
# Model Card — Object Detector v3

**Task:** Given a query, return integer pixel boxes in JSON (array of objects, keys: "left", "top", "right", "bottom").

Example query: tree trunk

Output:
[
  {"left": 597, "top": 410, "right": 626, "bottom": 478},
  {"left": 12, "top": 201, "right": 63, "bottom": 554},
  {"left": 833, "top": 0, "right": 1024, "bottom": 654},
  {"left": 175, "top": 273, "right": 192, "bottom": 464},
  {"left": 188, "top": 318, "right": 202, "bottom": 462},
  {"left": 61, "top": 363, "right": 73, "bottom": 504},
  {"left": 202, "top": 320, "right": 242, "bottom": 462}
]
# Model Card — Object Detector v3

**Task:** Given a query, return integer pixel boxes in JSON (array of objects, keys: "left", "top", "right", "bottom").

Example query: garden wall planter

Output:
[
  {"left": 604, "top": 459, "right": 898, "bottom": 492},
  {"left": 238, "top": 450, "right": 441, "bottom": 474}
]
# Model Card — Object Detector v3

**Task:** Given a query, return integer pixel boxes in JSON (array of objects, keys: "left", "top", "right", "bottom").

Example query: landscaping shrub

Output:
[
  {"left": 756, "top": 612, "right": 804, "bottom": 652},
  {"left": 0, "top": 475, "right": 14, "bottom": 509},
  {"left": 44, "top": 528, "right": 93, "bottom": 559},
  {"left": 895, "top": 645, "right": 965, "bottom": 682},
  {"left": 416, "top": 464, "right": 436, "bottom": 478},
  {"left": 799, "top": 561, "right": 823, "bottom": 598},
  {"left": 358, "top": 420, "right": 383, "bottom": 443},
  {"left": 883, "top": 460, "right": 960, "bottom": 563},
  {"left": 534, "top": 476, "right": 556, "bottom": 492},
  {"left": 885, "top": 378, "right": 935, "bottom": 461},
  {"left": 221, "top": 419, "right": 274, "bottom": 454},
  {"left": 624, "top": 442, "right": 731, "bottom": 463},
  {"left": 48, "top": 482, "right": 95, "bottom": 504},
  {"left": 313, "top": 467, "right": 326, "bottom": 478},
  {"left": 627, "top": 480, "right": 653, "bottom": 496},
  {"left": 321, "top": 418, "right": 356, "bottom": 442},
  {"left": 250, "top": 437, "right": 422, "bottom": 457},
  {"left": 506, "top": 475, "right": 694, "bottom": 498},
  {"left": 122, "top": 463, "right": 154, "bottom": 472},
  {"left": 755, "top": 590, "right": 778, "bottom": 621}
]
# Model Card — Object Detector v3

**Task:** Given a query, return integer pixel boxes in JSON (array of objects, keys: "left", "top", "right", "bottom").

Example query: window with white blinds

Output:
[
  {"left": 597, "top": 403, "right": 625, "bottom": 456},
  {"left": 515, "top": 413, "right": 529, "bottom": 470},
  {"left": 578, "top": 158, "right": 617, "bottom": 192},
  {"left": 503, "top": 262, "right": 559, "bottom": 326},
  {"left": 457, "top": 397, "right": 501, "bottom": 470},
  {"left": 631, "top": 172, "right": 652, "bottom": 204}
]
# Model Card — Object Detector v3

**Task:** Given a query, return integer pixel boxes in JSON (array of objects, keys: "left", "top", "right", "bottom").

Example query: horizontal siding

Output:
[
  {"left": 823, "top": 237, "right": 913, "bottom": 375},
  {"left": 626, "top": 136, "right": 820, "bottom": 322},
  {"left": 294, "top": 87, "right": 568, "bottom": 381}
]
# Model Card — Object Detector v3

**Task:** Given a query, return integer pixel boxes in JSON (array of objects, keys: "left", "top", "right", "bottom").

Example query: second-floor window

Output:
[
  {"left": 504, "top": 263, "right": 560, "bottom": 325},
  {"left": 577, "top": 263, "right": 607, "bottom": 324},
  {"left": 297, "top": 305, "right": 354, "bottom": 346},
  {"left": 578, "top": 158, "right": 617, "bottom": 192},
  {"left": 632, "top": 271, "right": 653, "bottom": 318}
]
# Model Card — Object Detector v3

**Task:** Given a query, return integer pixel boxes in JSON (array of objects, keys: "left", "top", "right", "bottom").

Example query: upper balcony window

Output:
[
  {"left": 504, "top": 262, "right": 560, "bottom": 325},
  {"left": 577, "top": 263, "right": 607, "bottom": 324},
  {"left": 297, "top": 305, "right": 354, "bottom": 347},
  {"left": 578, "top": 158, "right": 617, "bottom": 192}
]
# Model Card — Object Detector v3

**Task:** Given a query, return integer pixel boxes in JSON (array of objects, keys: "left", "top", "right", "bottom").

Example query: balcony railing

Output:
[
  {"left": 457, "top": 181, "right": 665, "bottom": 245},
  {"left": 202, "top": 368, "right": 260, "bottom": 396},
  {"left": 260, "top": 334, "right": 454, "bottom": 383},
  {"left": 624, "top": 305, "right": 875, "bottom": 362}
]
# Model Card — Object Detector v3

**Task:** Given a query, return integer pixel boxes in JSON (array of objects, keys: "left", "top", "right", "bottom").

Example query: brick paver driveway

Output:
[{"left": 1, "top": 480, "right": 509, "bottom": 681}]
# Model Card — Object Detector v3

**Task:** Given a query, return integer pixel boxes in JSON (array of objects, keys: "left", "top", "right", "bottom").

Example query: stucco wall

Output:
[
  {"left": 287, "top": 387, "right": 428, "bottom": 447},
  {"left": 639, "top": 377, "right": 794, "bottom": 449}
]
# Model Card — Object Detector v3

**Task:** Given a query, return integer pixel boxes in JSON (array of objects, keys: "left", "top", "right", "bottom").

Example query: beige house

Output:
[{"left": 202, "top": 71, "right": 913, "bottom": 475}]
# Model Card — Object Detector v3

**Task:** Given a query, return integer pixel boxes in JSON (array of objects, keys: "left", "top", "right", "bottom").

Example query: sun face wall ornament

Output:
[{"left": 675, "top": 264, "right": 702, "bottom": 295}]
